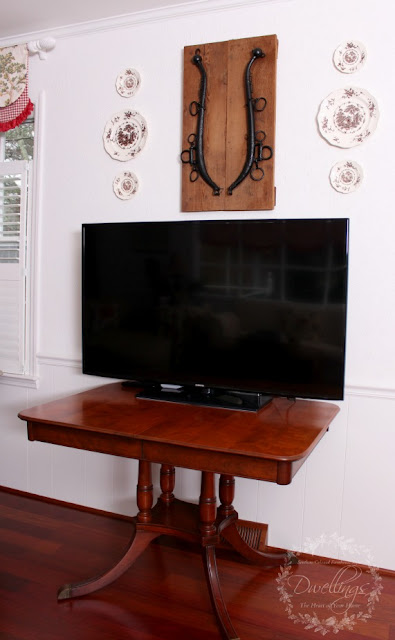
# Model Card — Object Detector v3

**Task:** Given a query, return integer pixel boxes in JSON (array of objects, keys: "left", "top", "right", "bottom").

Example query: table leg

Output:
[
  {"left": 58, "top": 460, "right": 159, "bottom": 601},
  {"left": 219, "top": 474, "right": 292, "bottom": 567},
  {"left": 203, "top": 545, "right": 240, "bottom": 640},
  {"left": 219, "top": 474, "right": 236, "bottom": 518},
  {"left": 57, "top": 527, "right": 159, "bottom": 600},
  {"left": 160, "top": 464, "right": 175, "bottom": 504},
  {"left": 199, "top": 472, "right": 240, "bottom": 640},
  {"left": 199, "top": 471, "right": 217, "bottom": 537},
  {"left": 137, "top": 460, "right": 153, "bottom": 523}
]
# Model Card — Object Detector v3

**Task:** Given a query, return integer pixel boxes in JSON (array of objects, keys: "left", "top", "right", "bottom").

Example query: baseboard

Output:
[{"left": 0, "top": 485, "right": 133, "bottom": 523}]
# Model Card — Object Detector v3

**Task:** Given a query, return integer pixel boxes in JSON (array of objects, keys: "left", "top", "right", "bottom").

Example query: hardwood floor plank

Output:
[{"left": 1, "top": 487, "right": 395, "bottom": 640}]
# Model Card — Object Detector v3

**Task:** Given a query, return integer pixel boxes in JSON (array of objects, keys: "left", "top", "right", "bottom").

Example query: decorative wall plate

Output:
[
  {"left": 116, "top": 68, "right": 141, "bottom": 97},
  {"left": 113, "top": 171, "right": 139, "bottom": 199},
  {"left": 330, "top": 160, "right": 363, "bottom": 193},
  {"left": 317, "top": 87, "right": 379, "bottom": 148},
  {"left": 333, "top": 41, "right": 367, "bottom": 74},
  {"left": 103, "top": 110, "right": 148, "bottom": 161}
]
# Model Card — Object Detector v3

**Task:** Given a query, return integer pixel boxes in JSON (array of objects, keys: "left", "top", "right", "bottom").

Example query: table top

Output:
[{"left": 19, "top": 382, "right": 339, "bottom": 485}]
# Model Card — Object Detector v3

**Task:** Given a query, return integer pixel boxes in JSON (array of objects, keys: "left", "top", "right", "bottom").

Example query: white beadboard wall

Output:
[{"left": 1, "top": 0, "right": 395, "bottom": 570}]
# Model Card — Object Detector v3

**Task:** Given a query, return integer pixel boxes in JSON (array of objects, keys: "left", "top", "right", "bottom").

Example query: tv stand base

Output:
[
  {"left": 57, "top": 462, "right": 294, "bottom": 640},
  {"left": 136, "top": 384, "right": 273, "bottom": 412}
]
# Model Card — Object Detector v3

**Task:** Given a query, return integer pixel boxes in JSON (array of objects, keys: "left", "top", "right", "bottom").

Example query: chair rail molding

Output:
[
  {"left": 31, "top": 357, "right": 395, "bottom": 402},
  {"left": 37, "top": 355, "right": 81, "bottom": 369},
  {"left": 346, "top": 384, "right": 395, "bottom": 400}
]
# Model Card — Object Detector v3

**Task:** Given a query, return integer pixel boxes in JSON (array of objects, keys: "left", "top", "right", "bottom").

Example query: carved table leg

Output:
[
  {"left": 219, "top": 474, "right": 292, "bottom": 567},
  {"left": 58, "top": 527, "right": 158, "bottom": 600},
  {"left": 219, "top": 474, "right": 236, "bottom": 518},
  {"left": 199, "top": 471, "right": 217, "bottom": 537},
  {"left": 199, "top": 472, "right": 240, "bottom": 640},
  {"left": 58, "top": 460, "right": 159, "bottom": 601},
  {"left": 160, "top": 464, "right": 175, "bottom": 504},
  {"left": 137, "top": 460, "right": 153, "bottom": 523},
  {"left": 203, "top": 545, "right": 240, "bottom": 640},
  {"left": 220, "top": 521, "right": 291, "bottom": 566}
]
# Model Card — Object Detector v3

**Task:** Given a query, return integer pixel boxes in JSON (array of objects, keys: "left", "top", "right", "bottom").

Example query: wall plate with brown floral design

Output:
[
  {"left": 333, "top": 41, "right": 367, "bottom": 74},
  {"left": 317, "top": 87, "right": 379, "bottom": 148},
  {"left": 103, "top": 110, "right": 148, "bottom": 161},
  {"left": 330, "top": 160, "right": 363, "bottom": 193},
  {"left": 116, "top": 68, "right": 141, "bottom": 97}
]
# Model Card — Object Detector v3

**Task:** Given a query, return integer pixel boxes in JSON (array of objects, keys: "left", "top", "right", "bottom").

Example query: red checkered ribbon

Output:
[{"left": 0, "top": 84, "right": 33, "bottom": 132}]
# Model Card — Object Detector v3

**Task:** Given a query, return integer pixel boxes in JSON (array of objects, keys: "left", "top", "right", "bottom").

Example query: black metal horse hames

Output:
[
  {"left": 181, "top": 50, "right": 221, "bottom": 196},
  {"left": 181, "top": 47, "right": 273, "bottom": 197},
  {"left": 228, "top": 47, "right": 273, "bottom": 195}
]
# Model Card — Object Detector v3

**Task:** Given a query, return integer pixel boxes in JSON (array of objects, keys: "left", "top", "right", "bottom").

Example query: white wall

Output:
[{"left": 1, "top": 0, "right": 395, "bottom": 570}]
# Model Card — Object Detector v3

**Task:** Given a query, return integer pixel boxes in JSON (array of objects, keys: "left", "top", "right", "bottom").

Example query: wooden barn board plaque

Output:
[{"left": 181, "top": 35, "right": 278, "bottom": 212}]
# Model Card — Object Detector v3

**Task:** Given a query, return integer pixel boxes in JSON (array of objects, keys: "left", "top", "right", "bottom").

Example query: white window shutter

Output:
[{"left": 0, "top": 161, "right": 28, "bottom": 374}]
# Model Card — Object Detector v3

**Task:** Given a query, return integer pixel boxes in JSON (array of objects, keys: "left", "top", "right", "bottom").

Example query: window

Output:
[{"left": 0, "top": 115, "right": 34, "bottom": 378}]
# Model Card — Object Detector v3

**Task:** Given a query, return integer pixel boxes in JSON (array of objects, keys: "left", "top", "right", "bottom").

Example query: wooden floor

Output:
[{"left": 1, "top": 487, "right": 395, "bottom": 640}]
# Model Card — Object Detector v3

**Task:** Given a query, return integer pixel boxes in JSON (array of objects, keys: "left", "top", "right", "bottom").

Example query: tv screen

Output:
[{"left": 82, "top": 219, "right": 349, "bottom": 408}]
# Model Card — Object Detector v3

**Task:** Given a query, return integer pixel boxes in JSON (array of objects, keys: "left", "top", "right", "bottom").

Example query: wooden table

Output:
[{"left": 19, "top": 382, "right": 339, "bottom": 640}]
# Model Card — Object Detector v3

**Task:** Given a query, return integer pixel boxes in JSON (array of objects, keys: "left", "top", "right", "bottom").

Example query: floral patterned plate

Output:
[
  {"left": 103, "top": 110, "right": 148, "bottom": 160},
  {"left": 333, "top": 41, "right": 367, "bottom": 74},
  {"left": 113, "top": 171, "right": 139, "bottom": 199},
  {"left": 116, "top": 68, "right": 141, "bottom": 97},
  {"left": 330, "top": 160, "right": 363, "bottom": 193},
  {"left": 317, "top": 87, "right": 379, "bottom": 148}
]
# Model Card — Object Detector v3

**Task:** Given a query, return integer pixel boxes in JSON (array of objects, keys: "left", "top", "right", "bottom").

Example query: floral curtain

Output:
[{"left": 0, "top": 44, "right": 33, "bottom": 132}]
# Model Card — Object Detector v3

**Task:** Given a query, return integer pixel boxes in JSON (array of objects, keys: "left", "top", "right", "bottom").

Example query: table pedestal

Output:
[{"left": 58, "top": 461, "right": 293, "bottom": 640}]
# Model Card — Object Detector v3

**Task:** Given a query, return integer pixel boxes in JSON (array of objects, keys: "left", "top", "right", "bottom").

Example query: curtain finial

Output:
[{"left": 27, "top": 37, "right": 56, "bottom": 60}]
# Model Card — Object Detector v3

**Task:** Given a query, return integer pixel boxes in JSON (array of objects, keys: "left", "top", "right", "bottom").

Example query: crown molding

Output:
[{"left": 0, "top": 0, "right": 293, "bottom": 46}]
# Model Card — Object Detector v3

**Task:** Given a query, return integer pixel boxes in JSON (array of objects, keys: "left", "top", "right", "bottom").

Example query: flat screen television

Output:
[{"left": 82, "top": 219, "right": 349, "bottom": 410}]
